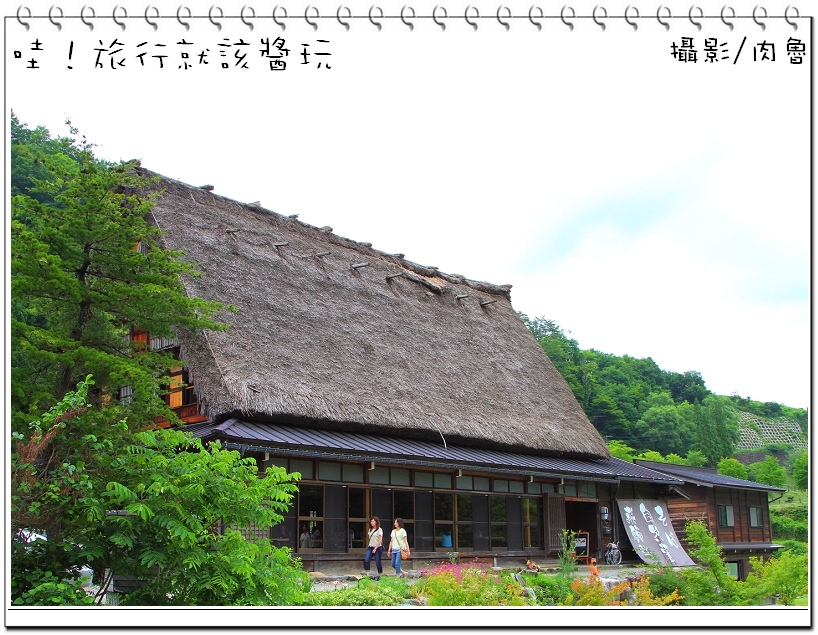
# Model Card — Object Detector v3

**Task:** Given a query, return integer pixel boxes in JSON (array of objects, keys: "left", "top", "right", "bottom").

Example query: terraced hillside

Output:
[{"left": 736, "top": 411, "right": 808, "bottom": 451}]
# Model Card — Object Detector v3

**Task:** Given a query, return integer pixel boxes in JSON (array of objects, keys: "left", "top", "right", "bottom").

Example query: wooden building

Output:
[
  {"left": 136, "top": 170, "right": 688, "bottom": 573},
  {"left": 634, "top": 460, "right": 785, "bottom": 579}
]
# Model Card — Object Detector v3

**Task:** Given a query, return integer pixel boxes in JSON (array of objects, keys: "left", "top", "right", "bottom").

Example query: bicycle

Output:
[{"left": 604, "top": 541, "right": 622, "bottom": 565}]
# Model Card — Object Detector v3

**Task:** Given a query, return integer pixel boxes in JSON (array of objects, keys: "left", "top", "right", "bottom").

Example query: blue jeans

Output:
[
  {"left": 364, "top": 546, "right": 382, "bottom": 574},
  {"left": 391, "top": 549, "right": 403, "bottom": 575}
]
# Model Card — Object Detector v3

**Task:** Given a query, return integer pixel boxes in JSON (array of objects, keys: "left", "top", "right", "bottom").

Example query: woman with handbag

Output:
[
  {"left": 363, "top": 516, "right": 383, "bottom": 580},
  {"left": 387, "top": 518, "right": 410, "bottom": 577}
]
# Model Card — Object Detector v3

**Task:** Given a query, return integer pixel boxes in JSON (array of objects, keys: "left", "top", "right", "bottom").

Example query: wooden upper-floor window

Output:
[
  {"left": 166, "top": 364, "right": 196, "bottom": 409},
  {"left": 749, "top": 506, "right": 763, "bottom": 528},
  {"left": 717, "top": 505, "right": 735, "bottom": 527}
]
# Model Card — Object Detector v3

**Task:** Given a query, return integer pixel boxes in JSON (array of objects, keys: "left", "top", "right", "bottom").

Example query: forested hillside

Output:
[{"left": 522, "top": 316, "right": 808, "bottom": 469}]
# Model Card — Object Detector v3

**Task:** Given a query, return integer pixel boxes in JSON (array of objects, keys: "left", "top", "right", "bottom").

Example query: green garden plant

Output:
[
  {"left": 770, "top": 506, "right": 808, "bottom": 542},
  {"left": 557, "top": 529, "right": 578, "bottom": 578},
  {"left": 300, "top": 578, "right": 405, "bottom": 607},
  {"left": 412, "top": 562, "right": 529, "bottom": 606},
  {"left": 11, "top": 569, "right": 94, "bottom": 606},
  {"left": 682, "top": 520, "right": 746, "bottom": 606},
  {"left": 521, "top": 572, "right": 572, "bottom": 606},
  {"left": 744, "top": 551, "right": 808, "bottom": 606},
  {"left": 11, "top": 376, "right": 308, "bottom": 606}
]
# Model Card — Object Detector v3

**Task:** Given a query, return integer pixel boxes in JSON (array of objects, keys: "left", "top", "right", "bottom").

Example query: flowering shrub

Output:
[
  {"left": 560, "top": 576, "right": 632, "bottom": 606},
  {"left": 560, "top": 575, "right": 683, "bottom": 606},
  {"left": 413, "top": 561, "right": 529, "bottom": 606},
  {"left": 629, "top": 576, "right": 684, "bottom": 606}
]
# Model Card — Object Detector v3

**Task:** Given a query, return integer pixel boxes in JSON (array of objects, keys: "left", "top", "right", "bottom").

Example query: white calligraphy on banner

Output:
[{"left": 616, "top": 499, "right": 695, "bottom": 567}]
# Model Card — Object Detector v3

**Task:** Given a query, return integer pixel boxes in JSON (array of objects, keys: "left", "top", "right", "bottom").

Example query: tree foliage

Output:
[
  {"left": 717, "top": 457, "right": 749, "bottom": 480},
  {"left": 11, "top": 118, "right": 307, "bottom": 606},
  {"left": 790, "top": 451, "right": 808, "bottom": 491},
  {"left": 744, "top": 551, "right": 808, "bottom": 606},
  {"left": 11, "top": 112, "right": 83, "bottom": 207},
  {"left": 683, "top": 450, "right": 708, "bottom": 467},
  {"left": 11, "top": 116, "right": 227, "bottom": 432},
  {"left": 606, "top": 439, "right": 636, "bottom": 462},
  {"left": 748, "top": 456, "right": 787, "bottom": 489},
  {"left": 683, "top": 520, "right": 745, "bottom": 605},
  {"left": 769, "top": 509, "right": 808, "bottom": 542},
  {"left": 691, "top": 395, "right": 740, "bottom": 466},
  {"left": 11, "top": 377, "right": 307, "bottom": 606},
  {"left": 99, "top": 428, "right": 307, "bottom": 605},
  {"left": 522, "top": 315, "right": 755, "bottom": 465},
  {"left": 646, "top": 521, "right": 807, "bottom": 606}
]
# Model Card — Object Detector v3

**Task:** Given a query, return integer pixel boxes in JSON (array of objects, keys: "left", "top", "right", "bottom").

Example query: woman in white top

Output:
[
  {"left": 387, "top": 518, "right": 410, "bottom": 577},
  {"left": 363, "top": 516, "right": 383, "bottom": 578}
]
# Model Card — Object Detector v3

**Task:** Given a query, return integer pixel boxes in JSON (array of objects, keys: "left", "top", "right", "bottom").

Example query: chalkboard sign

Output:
[{"left": 574, "top": 532, "right": 590, "bottom": 563}]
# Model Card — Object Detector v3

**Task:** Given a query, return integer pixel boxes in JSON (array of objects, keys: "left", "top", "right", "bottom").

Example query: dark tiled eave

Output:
[
  {"left": 196, "top": 419, "right": 683, "bottom": 485},
  {"left": 634, "top": 460, "right": 786, "bottom": 493},
  {"left": 719, "top": 542, "right": 785, "bottom": 551}
]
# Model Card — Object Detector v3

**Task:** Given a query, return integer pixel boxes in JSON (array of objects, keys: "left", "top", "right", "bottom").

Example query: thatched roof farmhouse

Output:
[
  {"left": 146, "top": 169, "right": 609, "bottom": 459},
  {"left": 136, "top": 169, "right": 696, "bottom": 570}
]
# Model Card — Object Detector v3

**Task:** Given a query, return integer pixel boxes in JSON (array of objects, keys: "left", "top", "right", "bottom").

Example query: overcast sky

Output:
[{"left": 7, "top": 2, "right": 811, "bottom": 411}]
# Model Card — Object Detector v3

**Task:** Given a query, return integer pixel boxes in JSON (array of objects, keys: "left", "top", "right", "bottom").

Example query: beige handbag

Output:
[{"left": 397, "top": 532, "right": 409, "bottom": 560}]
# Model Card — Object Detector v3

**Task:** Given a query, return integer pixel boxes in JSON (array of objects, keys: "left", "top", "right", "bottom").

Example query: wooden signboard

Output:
[{"left": 574, "top": 531, "right": 590, "bottom": 564}]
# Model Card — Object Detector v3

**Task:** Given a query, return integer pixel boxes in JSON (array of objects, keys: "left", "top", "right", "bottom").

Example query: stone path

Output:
[{"left": 308, "top": 563, "right": 656, "bottom": 593}]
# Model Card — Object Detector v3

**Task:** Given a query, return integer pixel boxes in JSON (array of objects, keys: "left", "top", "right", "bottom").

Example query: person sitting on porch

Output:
[{"left": 299, "top": 525, "right": 311, "bottom": 549}]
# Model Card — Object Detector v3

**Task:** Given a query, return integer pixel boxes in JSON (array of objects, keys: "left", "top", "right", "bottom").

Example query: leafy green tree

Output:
[
  {"left": 11, "top": 119, "right": 226, "bottom": 430},
  {"left": 11, "top": 377, "right": 102, "bottom": 604},
  {"left": 521, "top": 314, "right": 804, "bottom": 467},
  {"left": 668, "top": 370, "right": 710, "bottom": 404},
  {"left": 607, "top": 439, "right": 636, "bottom": 462},
  {"left": 96, "top": 427, "right": 306, "bottom": 605},
  {"left": 717, "top": 458, "right": 749, "bottom": 480},
  {"left": 683, "top": 450, "right": 708, "bottom": 467},
  {"left": 684, "top": 520, "right": 745, "bottom": 605},
  {"left": 599, "top": 382, "right": 641, "bottom": 428},
  {"left": 588, "top": 392, "right": 632, "bottom": 444},
  {"left": 12, "top": 377, "right": 307, "bottom": 606},
  {"left": 635, "top": 450, "right": 665, "bottom": 462},
  {"left": 643, "top": 391, "right": 675, "bottom": 408},
  {"left": 664, "top": 453, "right": 685, "bottom": 465},
  {"left": 791, "top": 451, "right": 808, "bottom": 491},
  {"left": 770, "top": 510, "right": 808, "bottom": 542},
  {"left": 11, "top": 112, "right": 83, "bottom": 207},
  {"left": 692, "top": 396, "right": 739, "bottom": 467},
  {"left": 10, "top": 120, "right": 302, "bottom": 606},
  {"left": 748, "top": 456, "right": 787, "bottom": 488},
  {"left": 633, "top": 405, "right": 684, "bottom": 456},
  {"left": 744, "top": 551, "right": 808, "bottom": 606}
]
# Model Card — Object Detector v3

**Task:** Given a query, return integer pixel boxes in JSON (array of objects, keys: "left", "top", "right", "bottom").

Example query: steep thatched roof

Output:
[{"left": 142, "top": 169, "right": 610, "bottom": 459}]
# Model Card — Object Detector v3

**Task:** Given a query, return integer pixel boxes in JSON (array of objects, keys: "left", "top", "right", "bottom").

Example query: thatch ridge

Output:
[{"left": 141, "top": 169, "right": 610, "bottom": 459}]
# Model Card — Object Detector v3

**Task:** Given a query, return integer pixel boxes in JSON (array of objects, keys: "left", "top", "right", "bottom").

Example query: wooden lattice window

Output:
[{"left": 545, "top": 493, "right": 566, "bottom": 553}]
